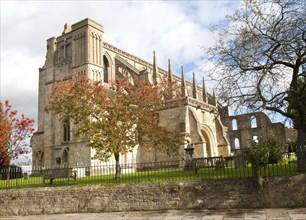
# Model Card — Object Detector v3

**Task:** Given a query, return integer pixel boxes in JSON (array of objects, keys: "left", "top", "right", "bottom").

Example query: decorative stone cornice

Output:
[
  {"left": 156, "top": 97, "right": 216, "bottom": 113},
  {"left": 186, "top": 97, "right": 217, "bottom": 113},
  {"left": 156, "top": 99, "right": 184, "bottom": 111}
]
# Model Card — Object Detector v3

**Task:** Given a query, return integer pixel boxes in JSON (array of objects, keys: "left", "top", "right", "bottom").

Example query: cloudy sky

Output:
[
  {"left": 1, "top": 0, "right": 242, "bottom": 123},
  {"left": 1, "top": 0, "right": 244, "bottom": 163}
]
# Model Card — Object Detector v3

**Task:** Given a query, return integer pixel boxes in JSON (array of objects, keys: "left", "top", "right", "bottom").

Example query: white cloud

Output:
[
  {"left": 189, "top": 1, "right": 241, "bottom": 26},
  {"left": 1, "top": 50, "right": 40, "bottom": 121},
  {"left": 0, "top": 0, "right": 243, "bottom": 112}
]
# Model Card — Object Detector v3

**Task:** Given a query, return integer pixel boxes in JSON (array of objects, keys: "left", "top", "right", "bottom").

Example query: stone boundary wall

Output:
[{"left": 0, "top": 175, "right": 305, "bottom": 216}]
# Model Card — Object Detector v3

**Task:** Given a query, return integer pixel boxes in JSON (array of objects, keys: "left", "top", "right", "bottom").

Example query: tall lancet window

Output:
[
  {"left": 63, "top": 120, "right": 70, "bottom": 142},
  {"left": 103, "top": 55, "right": 109, "bottom": 83}
]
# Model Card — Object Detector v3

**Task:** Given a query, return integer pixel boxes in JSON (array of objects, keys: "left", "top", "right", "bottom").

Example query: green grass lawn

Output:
[{"left": 0, "top": 161, "right": 301, "bottom": 189}]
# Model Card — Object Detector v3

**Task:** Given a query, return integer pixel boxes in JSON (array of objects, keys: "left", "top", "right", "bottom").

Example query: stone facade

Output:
[
  {"left": 31, "top": 18, "right": 232, "bottom": 168},
  {"left": 31, "top": 18, "right": 295, "bottom": 169},
  {"left": 0, "top": 175, "right": 305, "bottom": 216}
]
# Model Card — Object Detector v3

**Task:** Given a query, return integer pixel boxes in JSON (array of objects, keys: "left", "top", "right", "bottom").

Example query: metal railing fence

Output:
[{"left": 0, "top": 154, "right": 300, "bottom": 189}]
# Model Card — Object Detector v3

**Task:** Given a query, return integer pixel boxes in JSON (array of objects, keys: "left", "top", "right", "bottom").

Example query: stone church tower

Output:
[{"left": 31, "top": 18, "right": 232, "bottom": 168}]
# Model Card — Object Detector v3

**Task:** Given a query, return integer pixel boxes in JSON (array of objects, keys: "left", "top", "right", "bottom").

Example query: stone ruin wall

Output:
[{"left": 228, "top": 112, "right": 297, "bottom": 151}]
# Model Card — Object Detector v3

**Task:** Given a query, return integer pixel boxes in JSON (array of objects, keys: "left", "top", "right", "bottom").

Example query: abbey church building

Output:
[{"left": 31, "top": 18, "right": 292, "bottom": 168}]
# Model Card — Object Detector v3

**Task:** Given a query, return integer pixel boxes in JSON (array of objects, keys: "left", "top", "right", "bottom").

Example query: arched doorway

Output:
[{"left": 201, "top": 130, "right": 212, "bottom": 157}]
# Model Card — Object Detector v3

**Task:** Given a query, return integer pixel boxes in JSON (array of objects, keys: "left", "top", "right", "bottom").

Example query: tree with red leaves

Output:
[
  {"left": 0, "top": 107, "right": 10, "bottom": 167},
  {"left": 0, "top": 101, "right": 35, "bottom": 186}
]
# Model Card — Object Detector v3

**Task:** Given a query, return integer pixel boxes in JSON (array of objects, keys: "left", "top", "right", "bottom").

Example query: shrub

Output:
[{"left": 243, "top": 140, "right": 283, "bottom": 179}]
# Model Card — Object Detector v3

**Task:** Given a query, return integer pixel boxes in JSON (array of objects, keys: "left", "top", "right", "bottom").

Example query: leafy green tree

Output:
[
  {"left": 46, "top": 75, "right": 183, "bottom": 180},
  {"left": 243, "top": 140, "right": 283, "bottom": 179},
  {"left": 207, "top": 0, "right": 306, "bottom": 171}
]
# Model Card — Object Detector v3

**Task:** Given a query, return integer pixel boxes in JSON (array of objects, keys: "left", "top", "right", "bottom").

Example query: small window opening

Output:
[
  {"left": 63, "top": 120, "right": 70, "bottom": 142},
  {"left": 251, "top": 116, "right": 257, "bottom": 128},
  {"left": 232, "top": 119, "right": 238, "bottom": 130},
  {"left": 252, "top": 135, "right": 259, "bottom": 143},
  {"left": 234, "top": 138, "right": 240, "bottom": 150}
]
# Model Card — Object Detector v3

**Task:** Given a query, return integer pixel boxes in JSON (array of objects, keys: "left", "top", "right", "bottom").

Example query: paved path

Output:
[{"left": 1, "top": 209, "right": 305, "bottom": 220}]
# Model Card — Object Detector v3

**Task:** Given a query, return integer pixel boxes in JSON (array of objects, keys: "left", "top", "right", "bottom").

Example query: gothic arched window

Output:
[{"left": 103, "top": 55, "right": 109, "bottom": 83}]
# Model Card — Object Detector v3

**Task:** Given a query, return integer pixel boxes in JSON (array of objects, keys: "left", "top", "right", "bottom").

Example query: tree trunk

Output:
[
  {"left": 6, "top": 166, "right": 10, "bottom": 188},
  {"left": 114, "top": 152, "right": 121, "bottom": 181},
  {"left": 252, "top": 165, "right": 259, "bottom": 180},
  {"left": 296, "top": 126, "right": 306, "bottom": 172}
]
